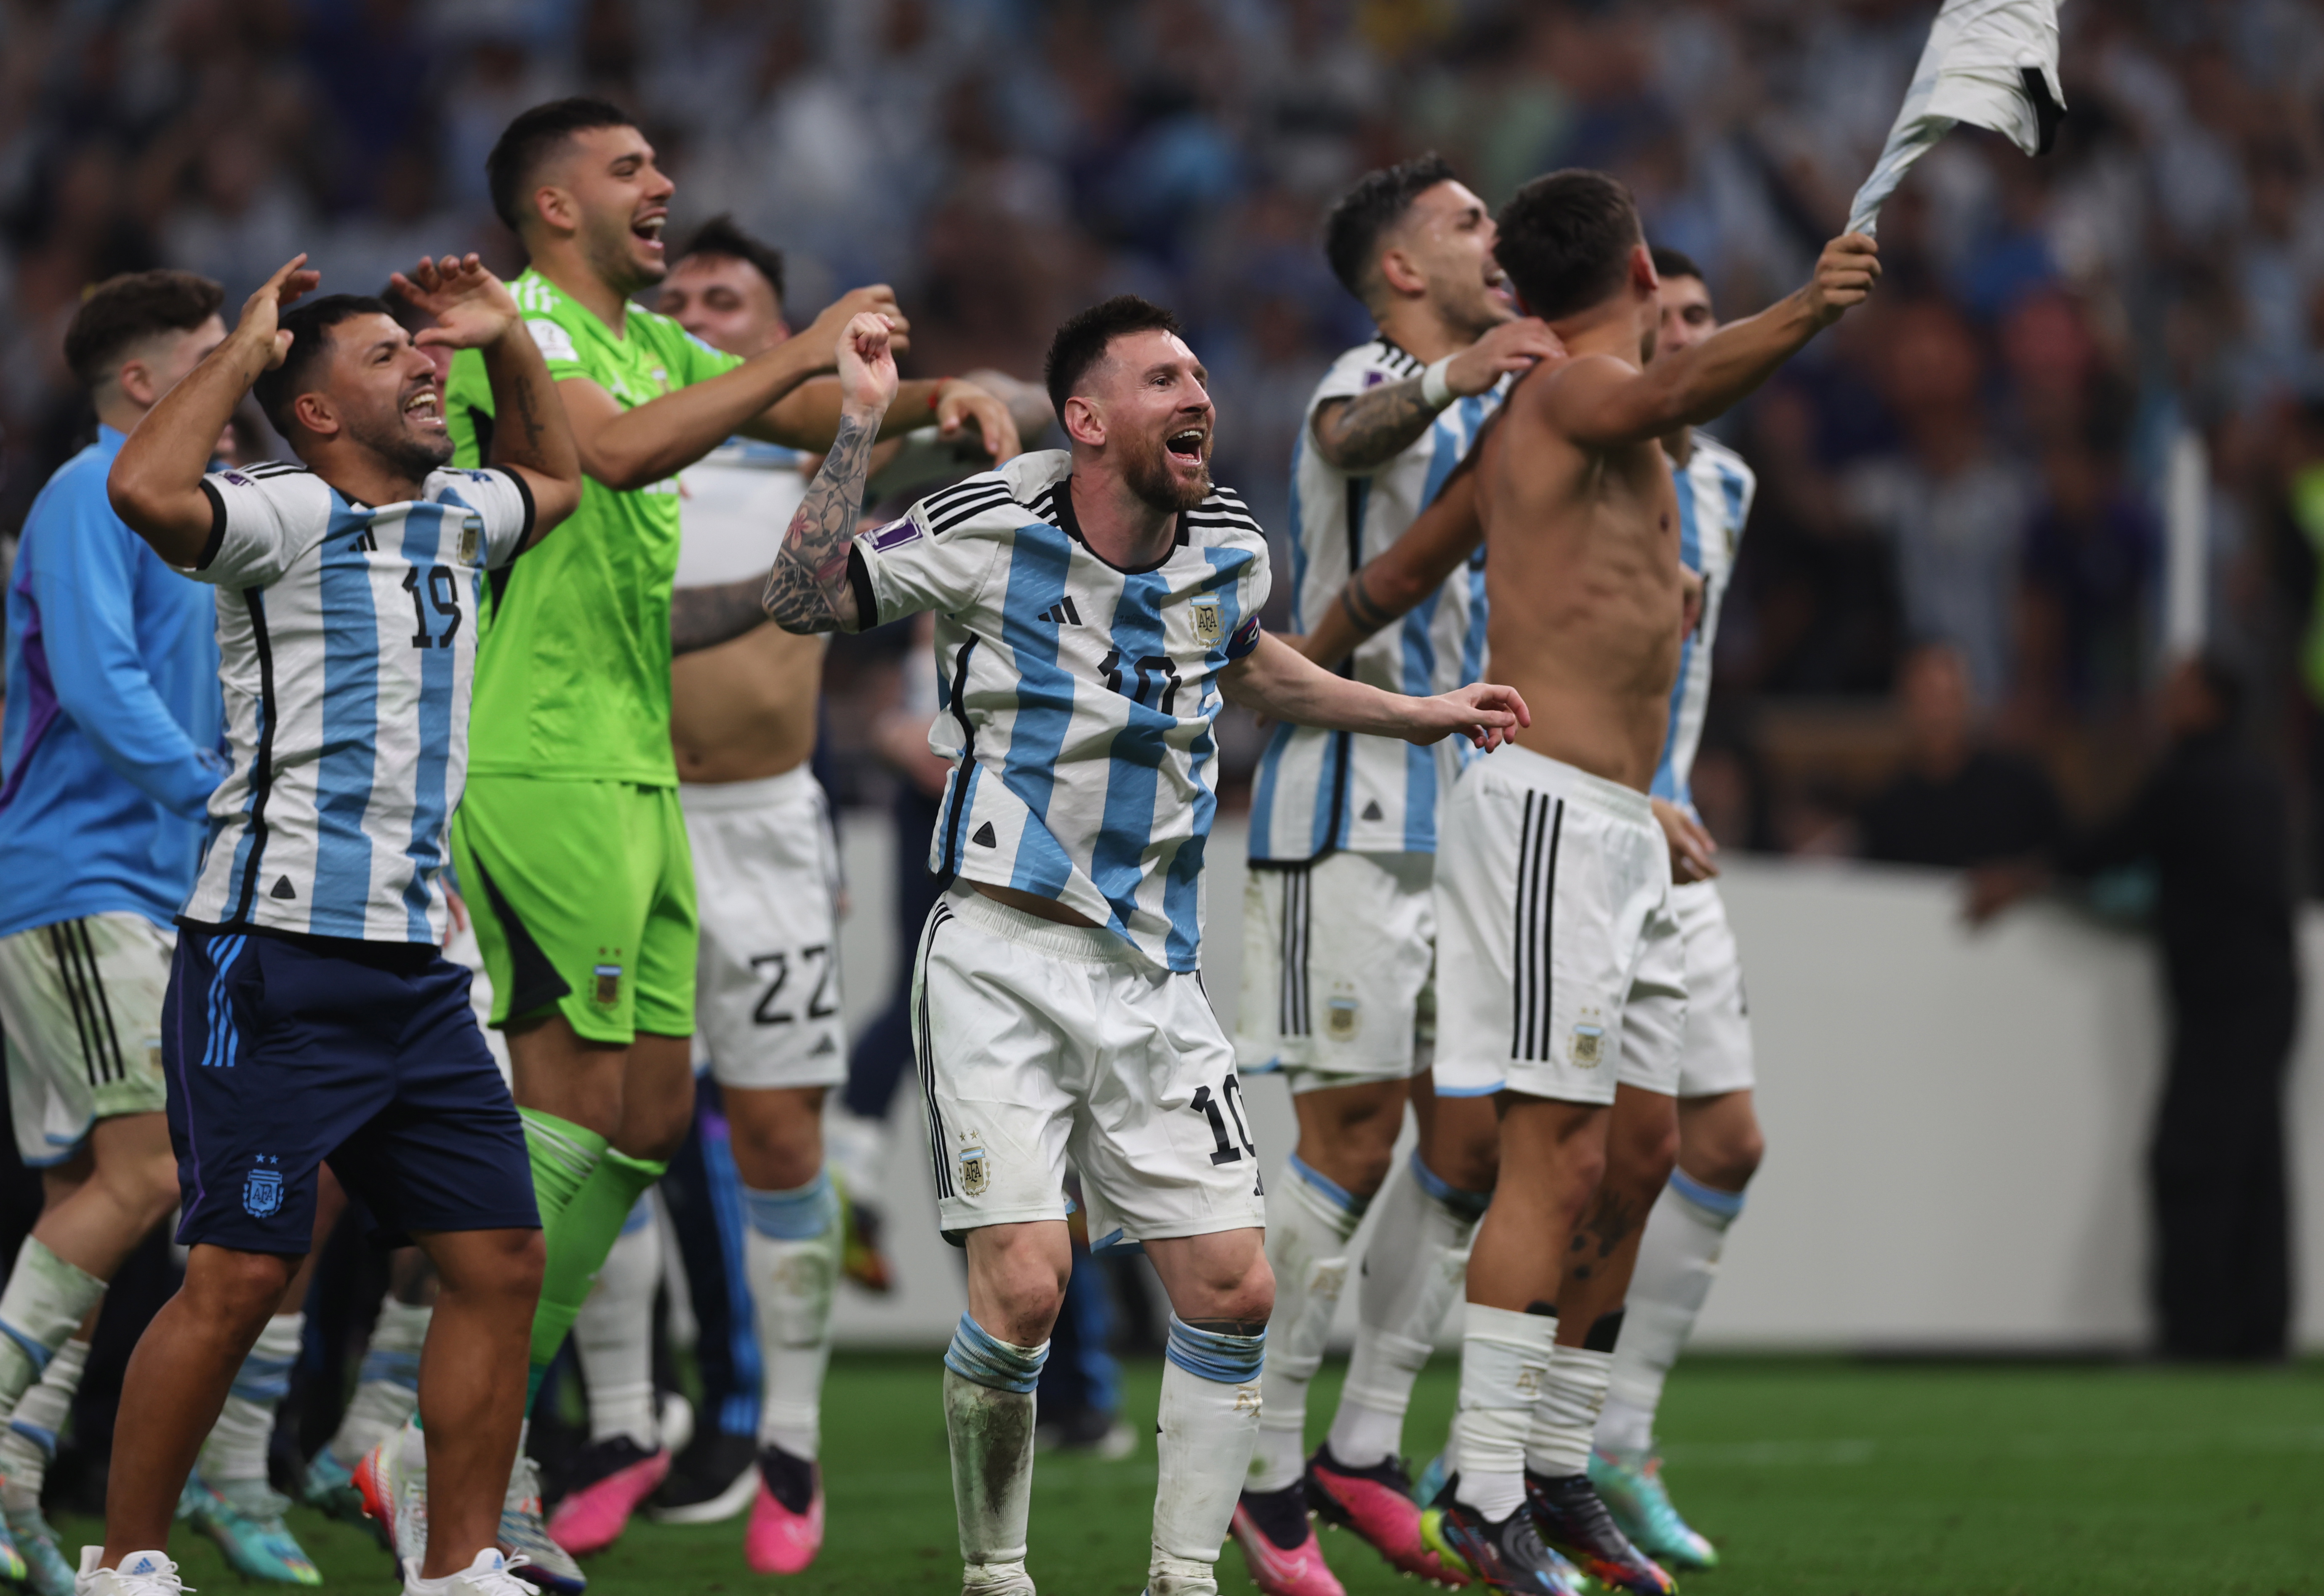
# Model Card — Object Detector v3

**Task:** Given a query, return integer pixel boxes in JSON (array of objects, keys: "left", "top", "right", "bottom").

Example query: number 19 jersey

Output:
[{"left": 848, "top": 450, "right": 1270, "bottom": 973}]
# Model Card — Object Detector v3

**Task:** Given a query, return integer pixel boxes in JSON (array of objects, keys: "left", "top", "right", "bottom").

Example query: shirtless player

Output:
[{"left": 1409, "top": 173, "right": 1875, "bottom": 1595}]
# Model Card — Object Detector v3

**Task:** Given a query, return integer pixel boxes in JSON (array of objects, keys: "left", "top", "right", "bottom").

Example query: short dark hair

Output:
[
  {"left": 63, "top": 269, "right": 226, "bottom": 389},
  {"left": 1043, "top": 296, "right": 1185, "bottom": 419},
  {"left": 486, "top": 96, "right": 637, "bottom": 232},
  {"left": 1495, "top": 170, "right": 1644, "bottom": 321},
  {"left": 1649, "top": 245, "right": 1705, "bottom": 286},
  {"left": 251, "top": 295, "right": 394, "bottom": 439},
  {"left": 671, "top": 214, "right": 786, "bottom": 306},
  {"left": 1324, "top": 152, "right": 1459, "bottom": 303}
]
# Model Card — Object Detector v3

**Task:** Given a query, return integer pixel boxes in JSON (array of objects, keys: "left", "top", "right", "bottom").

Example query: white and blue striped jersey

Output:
[
  {"left": 1650, "top": 433, "right": 1756, "bottom": 810},
  {"left": 1247, "top": 338, "right": 1500, "bottom": 863},
  {"left": 177, "top": 461, "right": 534, "bottom": 942},
  {"left": 848, "top": 450, "right": 1269, "bottom": 973}
]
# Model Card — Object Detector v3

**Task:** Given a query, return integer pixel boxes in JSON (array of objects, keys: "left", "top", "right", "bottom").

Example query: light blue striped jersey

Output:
[
  {"left": 849, "top": 450, "right": 1269, "bottom": 973},
  {"left": 176, "top": 461, "right": 534, "bottom": 941},
  {"left": 1247, "top": 338, "right": 1500, "bottom": 862},
  {"left": 1649, "top": 433, "right": 1757, "bottom": 810}
]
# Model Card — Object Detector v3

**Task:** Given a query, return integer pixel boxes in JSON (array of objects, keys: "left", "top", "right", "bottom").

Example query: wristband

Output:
[{"left": 1420, "top": 354, "right": 1456, "bottom": 409}]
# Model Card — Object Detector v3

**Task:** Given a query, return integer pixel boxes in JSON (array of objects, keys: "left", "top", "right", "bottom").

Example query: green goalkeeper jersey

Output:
[{"left": 448, "top": 268, "right": 741, "bottom": 785}]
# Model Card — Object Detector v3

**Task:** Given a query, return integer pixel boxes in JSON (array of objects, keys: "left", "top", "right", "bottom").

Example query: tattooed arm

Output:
[
  {"left": 1309, "top": 316, "right": 1564, "bottom": 473},
  {"left": 763, "top": 313, "right": 898, "bottom": 635},
  {"left": 671, "top": 579, "right": 772, "bottom": 654}
]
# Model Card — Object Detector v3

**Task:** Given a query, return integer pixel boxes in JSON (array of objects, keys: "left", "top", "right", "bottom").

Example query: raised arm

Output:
[
  {"left": 1221, "top": 630, "right": 1527, "bottom": 749},
  {"left": 762, "top": 313, "right": 898, "bottom": 635},
  {"left": 1294, "top": 458, "right": 1486, "bottom": 667},
  {"left": 753, "top": 373, "right": 1021, "bottom": 461},
  {"left": 393, "top": 253, "right": 581, "bottom": 544},
  {"left": 109, "top": 255, "right": 318, "bottom": 565},
  {"left": 561, "top": 285, "right": 903, "bottom": 490},
  {"left": 1546, "top": 234, "right": 1879, "bottom": 450},
  {"left": 1310, "top": 317, "right": 1562, "bottom": 472}
]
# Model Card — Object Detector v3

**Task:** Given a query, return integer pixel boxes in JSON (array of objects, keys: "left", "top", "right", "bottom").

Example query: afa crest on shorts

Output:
[
  {"left": 243, "top": 1155, "right": 283, "bottom": 1218},
  {"left": 958, "top": 1130, "right": 989, "bottom": 1197},
  {"left": 1191, "top": 594, "right": 1225, "bottom": 646}
]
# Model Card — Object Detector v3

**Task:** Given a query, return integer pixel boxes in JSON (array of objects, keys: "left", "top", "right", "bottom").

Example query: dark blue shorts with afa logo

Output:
[{"left": 164, "top": 924, "right": 540, "bottom": 1254}]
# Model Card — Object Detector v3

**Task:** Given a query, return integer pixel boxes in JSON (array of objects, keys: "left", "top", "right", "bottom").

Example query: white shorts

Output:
[
  {"left": 1435, "top": 747, "right": 1678, "bottom": 1104},
  {"left": 0, "top": 913, "right": 173, "bottom": 1166},
  {"left": 911, "top": 887, "right": 1268, "bottom": 1248},
  {"left": 1673, "top": 879, "right": 1754, "bottom": 1097},
  {"left": 683, "top": 769, "right": 848, "bottom": 1092},
  {"left": 1235, "top": 850, "right": 1435, "bottom": 1092}
]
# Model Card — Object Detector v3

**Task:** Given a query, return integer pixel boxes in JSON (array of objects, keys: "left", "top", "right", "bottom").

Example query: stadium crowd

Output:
[{"left": 3, "top": 0, "right": 2322, "bottom": 871}]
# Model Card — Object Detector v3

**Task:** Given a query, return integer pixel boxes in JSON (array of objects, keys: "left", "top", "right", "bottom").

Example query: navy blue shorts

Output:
[{"left": 165, "top": 925, "right": 540, "bottom": 1254}]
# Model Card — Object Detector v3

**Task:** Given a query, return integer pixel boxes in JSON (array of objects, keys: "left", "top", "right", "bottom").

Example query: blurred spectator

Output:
[
  {"left": 1858, "top": 642, "right": 2064, "bottom": 868},
  {"left": 1970, "top": 654, "right": 2297, "bottom": 1361},
  {"left": 2017, "top": 437, "right": 2160, "bottom": 722}
]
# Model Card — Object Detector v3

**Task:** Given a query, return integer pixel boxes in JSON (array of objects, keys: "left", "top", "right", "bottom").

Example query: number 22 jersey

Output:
[
  {"left": 174, "top": 461, "right": 535, "bottom": 943},
  {"left": 848, "top": 450, "right": 1270, "bottom": 974}
]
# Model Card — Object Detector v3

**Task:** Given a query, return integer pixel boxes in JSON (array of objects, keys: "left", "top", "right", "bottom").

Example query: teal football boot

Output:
[{"left": 1588, "top": 1449, "right": 1717, "bottom": 1570}]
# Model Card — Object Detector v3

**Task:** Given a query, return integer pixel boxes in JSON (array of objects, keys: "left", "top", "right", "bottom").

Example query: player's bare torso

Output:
[
  {"left": 671, "top": 626, "right": 826, "bottom": 783},
  {"left": 1476, "top": 357, "right": 1684, "bottom": 792}
]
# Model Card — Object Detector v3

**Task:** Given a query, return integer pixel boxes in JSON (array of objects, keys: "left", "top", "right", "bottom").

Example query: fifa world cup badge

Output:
[
  {"left": 958, "top": 1131, "right": 990, "bottom": 1196},
  {"left": 243, "top": 1155, "right": 283, "bottom": 1218},
  {"left": 1191, "top": 594, "right": 1224, "bottom": 646}
]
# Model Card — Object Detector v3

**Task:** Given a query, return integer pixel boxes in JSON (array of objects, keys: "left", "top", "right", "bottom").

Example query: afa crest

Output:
[
  {"left": 1326, "top": 995, "right": 1361, "bottom": 1042},
  {"left": 1571, "top": 1021, "right": 1605, "bottom": 1068},
  {"left": 243, "top": 1156, "right": 283, "bottom": 1218},
  {"left": 592, "top": 962, "right": 623, "bottom": 1006},
  {"left": 958, "top": 1131, "right": 989, "bottom": 1197},
  {"left": 1191, "top": 594, "right": 1224, "bottom": 646},
  {"left": 457, "top": 520, "right": 480, "bottom": 565}
]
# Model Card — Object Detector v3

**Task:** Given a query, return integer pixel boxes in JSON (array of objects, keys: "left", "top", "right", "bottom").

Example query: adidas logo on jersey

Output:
[
  {"left": 1361, "top": 800, "right": 1384, "bottom": 822},
  {"left": 270, "top": 876, "right": 297, "bottom": 900},
  {"left": 972, "top": 821, "right": 998, "bottom": 847},
  {"left": 1035, "top": 597, "right": 1082, "bottom": 625}
]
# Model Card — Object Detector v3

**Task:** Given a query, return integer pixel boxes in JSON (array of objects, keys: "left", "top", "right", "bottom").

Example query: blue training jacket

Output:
[{"left": 0, "top": 425, "right": 226, "bottom": 938}]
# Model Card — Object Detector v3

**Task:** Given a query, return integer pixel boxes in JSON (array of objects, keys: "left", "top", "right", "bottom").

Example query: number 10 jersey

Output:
[
  {"left": 177, "top": 460, "right": 534, "bottom": 943},
  {"left": 850, "top": 450, "right": 1271, "bottom": 974}
]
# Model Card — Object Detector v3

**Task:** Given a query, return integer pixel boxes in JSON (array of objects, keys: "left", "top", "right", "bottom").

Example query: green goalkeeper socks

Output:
[{"left": 528, "top": 1144, "right": 668, "bottom": 1410}]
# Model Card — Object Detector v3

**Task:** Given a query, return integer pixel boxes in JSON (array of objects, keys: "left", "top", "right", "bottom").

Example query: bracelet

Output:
[
  {"left": 928, "top": 377, "right": 956, "bottom": 411},
  {"left": 1420, "top": 354, "right": 1456, "bottom": 409}
]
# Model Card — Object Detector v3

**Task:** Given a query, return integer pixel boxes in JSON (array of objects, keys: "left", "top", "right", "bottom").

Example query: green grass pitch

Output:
[{"left": 64, "top": 1353, "right": 2324, "bottom": 1594}]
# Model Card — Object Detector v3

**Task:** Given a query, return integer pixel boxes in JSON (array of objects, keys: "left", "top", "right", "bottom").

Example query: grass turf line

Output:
[{"left": 58, "top": 1352, "right": 2324, "bottom": 1594}]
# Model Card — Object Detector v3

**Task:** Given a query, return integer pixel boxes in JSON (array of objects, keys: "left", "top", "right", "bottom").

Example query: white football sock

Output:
[
  {"left": 1527, "top": 1340, "right": 1615, "bottom": 1479},
  {"left": 1154, "top": 1315, "right": 1266, "bottom": 1596},
  {"left": 745, "top": 1170, "right": 841, "bottom": 1462},
  {"left": 1453, "top": 1304, "right": 1553, "bottom": 1520},
  {"left": 199, "top": 1312, "right": 303, "bottom": 1483},
  {"left": 1598, "top": 1171, "right": 1744, "bottom": 1461},
  {"left": 0, "top": 1334, "right": 88, "bottom": 1504},
  {"left": 329, "top": 1298, "right": 431, "bottom": 1467},
  {"left": 575, "top": 1197, "right": 660, "bottom": 1450},
  {"left": 0, "top": 1238, "right": 103, "bottom": 1410},
  {"left": 1249, "top": 1155, "right": 1364, "bottom": 1492},
  {"left": 1328, "top": 1150, "right": 1487, "bottom": 1468},
  {"left": 943, "top": 1312, "right": 1047, "bottom": 1581}
]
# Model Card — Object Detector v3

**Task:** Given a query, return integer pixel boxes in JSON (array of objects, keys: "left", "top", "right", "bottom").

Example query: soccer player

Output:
[
  {"left": 1586, "top": 248, "right": 1764, "bottom": 1573},
  {"left": 436, "top": 102, "right": 1013, "bottom": 1583},
  {"left": 1405, "top": 174, "right": 1871, "bottom": 1595},
  {"left": 765, "top": 296, "right": 1524, "bottom": 1596},
  {"left": 0, "top": 269, "right": 330, "bottom": 1593},
  {"left": 87, "top": 250, "right": 579, "bottom": 1596},
  {"left": 1230, "top": 154, "right": 1562, "bottom": 1596}
]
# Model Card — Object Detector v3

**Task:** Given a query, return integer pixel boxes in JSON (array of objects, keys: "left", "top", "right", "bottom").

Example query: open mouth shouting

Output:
[
  {"left": 403, "top": 383, "right": 444, "bottom": 432},
  {"left": 1165, "top": 424, "right": 1210, "bottom": 464},
  {"left": 632, "top": 207, "right": 667, "bottom": 256},
  {"left": 1484, "top": 261, "right": 1516, "bottom": 311}
]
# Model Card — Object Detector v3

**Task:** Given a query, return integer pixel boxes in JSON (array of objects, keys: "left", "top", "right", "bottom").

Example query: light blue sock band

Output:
[
  {"left": 232, "top": 1349, "right": 294, "bottom": 1405},
  {"left": 744, "top": 1169, "right": 839, "bottom": 1241},
  {"left": 1409, "top": 1148, "right": 1493, "bottom": 1220},
  {"left": 1668, "top": 1168, "right": 1746, "bottom": 1223},
  {"left": 1289, "top": 1153, "right": 1368, "bottom": 1217},
  {"left": 8, "top": 1419, "right": 56, "bottom": 1461},
  {"left": 358, "top": 1346, "right": 422, "bottom": 1393},
  {"left": 944, "top": 1313, "right": 1048, "bottom": 1394},
  {"left": 1165, "top": 1314, "right": 1266, "bottom": 1384},
  {"left": 620, "top": 1194, "right": 654, "bottom": 1236},
  {"left": 0, "top": 1323, "right": 53, "bottom": 1377}
]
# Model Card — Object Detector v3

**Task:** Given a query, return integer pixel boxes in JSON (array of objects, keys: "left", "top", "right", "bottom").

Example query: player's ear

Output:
[
  {"left": 1061, "top": 394, "right": 1104, "bottom": 449},
  {"left": 115, "top": 356, "right": 157, "bottom": 411},
  {"left": 1376, "top": 247, "right": 1427, "bottom": 300},
  {"left": 532, "top": 183, "right": 576, "bottom": 238},
  {"left": 292, "top": 389, "right": 340, "bottom": 442},
  {"left": 1631, "top": 242, "right": 1660, "bottom": 296}
]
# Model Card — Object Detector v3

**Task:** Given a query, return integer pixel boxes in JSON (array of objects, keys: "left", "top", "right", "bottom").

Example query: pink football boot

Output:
[
  {"left": 1306, "top": 1443, "right": 1470, "bottom": 1585},
  {"left": 1230, "top": 1485, "right": 1346, "bottom": 1596},
  {"left": 545, "top": 1439, "right": 669, "bottom": 1556},
  {"left": 744, "top": 1446, "right": 824, "bottom": 1575}
]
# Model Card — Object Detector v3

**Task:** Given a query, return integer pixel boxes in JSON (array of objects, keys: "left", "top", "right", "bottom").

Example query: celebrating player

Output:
[
  {"left": 86, "top": 249, "right": 580, "bottom": 1596},
  {"left": 1230, "top": 154, "right": 1561, "bottom": 1596},
  {"left": 1392, "top": 174, "right": 1872, "bottom": 1594},
  {"left": 763, "top": 296, "right": 1523, "bottom": 1596},
  {"left": 0, "top": 269, "right": 330, "bottom": 1594},
  {"left": 434, "top": 98, "right": 1014, "bottom": 1585}
]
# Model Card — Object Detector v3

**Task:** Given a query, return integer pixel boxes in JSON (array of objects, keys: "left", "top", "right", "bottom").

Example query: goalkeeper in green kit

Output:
[{"left": 357, "top": 99, "right": 1016, "bottom": 1588}]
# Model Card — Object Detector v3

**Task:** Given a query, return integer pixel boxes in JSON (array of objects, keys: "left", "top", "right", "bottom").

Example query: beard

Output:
[
  {"left": 349, "top": 405, "right": 454, "bottom": 482},
  {"left": 586, "top": 213, "right": 664, "bottom": 295},
  {"left": 1121, "top": 428, "right": 1210, "bottom": 514}
]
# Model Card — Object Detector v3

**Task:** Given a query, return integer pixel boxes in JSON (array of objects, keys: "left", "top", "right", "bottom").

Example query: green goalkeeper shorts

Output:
[{"left": 451, "top": 775, "right": 698, "bottom": 1044}]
